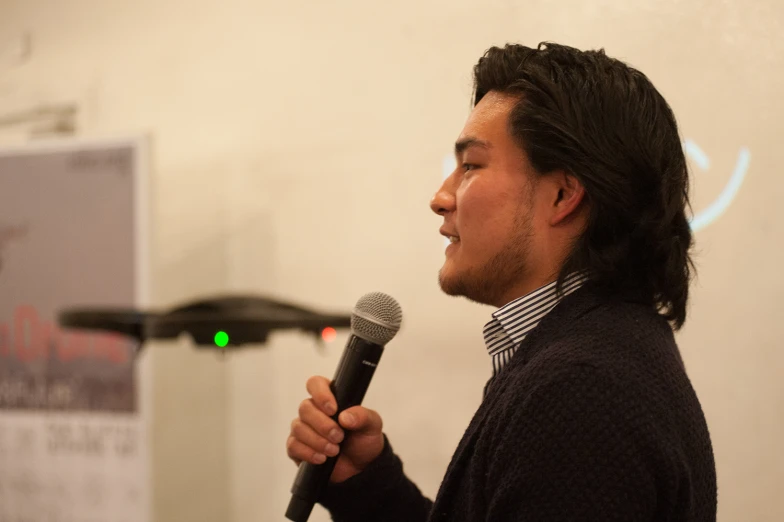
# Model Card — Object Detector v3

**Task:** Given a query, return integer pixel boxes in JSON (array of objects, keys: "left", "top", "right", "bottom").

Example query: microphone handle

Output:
[{"left": 285, "top": 335, "right": 385, "bottom": 522}]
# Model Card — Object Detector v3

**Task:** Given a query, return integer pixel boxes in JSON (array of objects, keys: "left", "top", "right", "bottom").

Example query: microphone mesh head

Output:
[{"left": 350, "top": 292, "right": 403, "bottom": 345}]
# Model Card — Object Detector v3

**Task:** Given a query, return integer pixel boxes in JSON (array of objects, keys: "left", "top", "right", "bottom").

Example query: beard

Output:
[{"left": 438, "top": 207, "right": 534, "bottom": 307}]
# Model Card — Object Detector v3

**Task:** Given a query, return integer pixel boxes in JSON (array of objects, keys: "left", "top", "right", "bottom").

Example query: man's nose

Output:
[{"left": 430, "top": 181, "right": 456, "bottom": 216}]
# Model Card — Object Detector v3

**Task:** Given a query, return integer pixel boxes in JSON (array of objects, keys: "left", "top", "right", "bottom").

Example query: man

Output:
[{"left": 286, "top": 42, "right": 717, "bottom": 521}]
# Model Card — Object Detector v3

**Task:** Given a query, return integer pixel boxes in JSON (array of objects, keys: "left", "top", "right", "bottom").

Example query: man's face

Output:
[{"left": 431, "top": 92, "right": 545, "bottom": 307}]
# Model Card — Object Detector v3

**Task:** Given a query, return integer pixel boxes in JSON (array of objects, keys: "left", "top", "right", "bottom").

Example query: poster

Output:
[{"left": 0, "top": 138, "right": 150, "bottom": 522}]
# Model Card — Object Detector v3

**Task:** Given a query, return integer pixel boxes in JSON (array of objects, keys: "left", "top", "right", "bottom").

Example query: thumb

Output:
[{"left": 338, "top": 406, "right": 383, "bottom": 435}]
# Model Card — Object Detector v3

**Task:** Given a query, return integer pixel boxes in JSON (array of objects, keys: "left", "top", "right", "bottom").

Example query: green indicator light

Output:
[{"left": 214, "top": 331, "right": 229, "bottom": 348}]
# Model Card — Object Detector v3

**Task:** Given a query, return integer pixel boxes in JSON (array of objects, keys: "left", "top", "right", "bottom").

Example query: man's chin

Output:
[
  {"left": 438, "top": 267, "right": 498, "bottom": 306},
  {"left": 438, "top": 269, "right": 466, "bottom": 297}
]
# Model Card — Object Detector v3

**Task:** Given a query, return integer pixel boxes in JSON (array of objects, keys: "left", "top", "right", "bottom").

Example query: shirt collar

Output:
[{"left": 483, "top": 273, "right": 587, "bottom": 374}]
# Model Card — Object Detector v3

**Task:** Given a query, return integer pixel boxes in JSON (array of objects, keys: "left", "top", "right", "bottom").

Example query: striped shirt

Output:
[{"left": 483, "top": 273, "right": 586, "bottom": 375}]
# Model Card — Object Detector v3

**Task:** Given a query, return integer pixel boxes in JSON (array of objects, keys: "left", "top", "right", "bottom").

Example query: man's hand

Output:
[{"left": 286, "top": 375, "right": 385, "bottom": 483}]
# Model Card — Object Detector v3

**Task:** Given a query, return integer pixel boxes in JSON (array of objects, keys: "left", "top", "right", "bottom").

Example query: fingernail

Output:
[
  {"left": 324, "top": 443, "right": 339, "bottom": 456},
  {"left": 328, "top": 428, "right": 344, "bottom": 444},
  {"left": 340, "top": 412, "right": 355, "bottom": 427},
  {"left": 313, "top": 453, "right": 327, "bottom": 464},
  {"left": 323, "top": 402, "right": 337, "bottom": 415}
]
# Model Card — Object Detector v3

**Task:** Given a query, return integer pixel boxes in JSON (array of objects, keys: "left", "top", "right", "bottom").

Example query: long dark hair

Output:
[{"left": 473, "top": 42, "right": 694, "bottom": 329}]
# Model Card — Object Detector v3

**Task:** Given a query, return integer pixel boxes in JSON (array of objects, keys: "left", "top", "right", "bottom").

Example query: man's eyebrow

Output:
[{"left": 454, "top": 137, "right": 491, "bottom": 156}]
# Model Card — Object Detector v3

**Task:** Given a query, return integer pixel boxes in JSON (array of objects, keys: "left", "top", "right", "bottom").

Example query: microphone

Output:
[{"left": 285, "top": 291, "right": 403, "bottom": 522}]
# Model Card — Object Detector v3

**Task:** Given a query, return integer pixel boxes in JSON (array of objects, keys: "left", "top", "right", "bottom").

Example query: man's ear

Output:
[{"left": 549, "top": 171, "right": 586, "bottom": 226}]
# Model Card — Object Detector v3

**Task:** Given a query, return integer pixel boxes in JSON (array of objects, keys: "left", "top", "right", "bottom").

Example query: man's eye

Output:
[{"left": 463, "top": 163, "right": 478, "bottom": 171}]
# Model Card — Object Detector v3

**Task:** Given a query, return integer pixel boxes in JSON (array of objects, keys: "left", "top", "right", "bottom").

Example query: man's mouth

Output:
[{"left": 440, "top": 227, "right": 460, "bottom": 245}]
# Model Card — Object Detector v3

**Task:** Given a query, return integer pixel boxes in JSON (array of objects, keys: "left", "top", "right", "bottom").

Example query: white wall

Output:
[{"left": 1, "top": 0, "right": 783, "bottom": 521}]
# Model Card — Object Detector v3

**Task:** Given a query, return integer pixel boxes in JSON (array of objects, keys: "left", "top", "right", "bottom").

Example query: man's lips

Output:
[{"left": 440, "top": 227, "right": 460, "bottom": 243}]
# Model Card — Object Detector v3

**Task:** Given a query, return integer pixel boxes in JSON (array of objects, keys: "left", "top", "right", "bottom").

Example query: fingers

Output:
[
  {"left": 306, "top": 375, "right": 338, "bottom": 416},
  {"left": 290, "top": 418, "right": 341, "bottom": 458},
  {"left": 287, "top": 376, "right": 385, "bottom": 471},
  {"left": 286, "top": 435, "right": 327, "bottom": 465},
  {"left": 338, "top": 406, "right": 383, "bottom": 435},
  {"left": 298, "top": 398, "right": 345, "bottom": 444},
  {"left": 287, "top": 376, "right": 345, "bottom": 467}
]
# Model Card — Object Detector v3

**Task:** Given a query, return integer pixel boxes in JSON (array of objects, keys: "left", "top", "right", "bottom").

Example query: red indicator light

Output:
[{"left": 321, "top": 327, "right": 337, "bottom": 343}]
